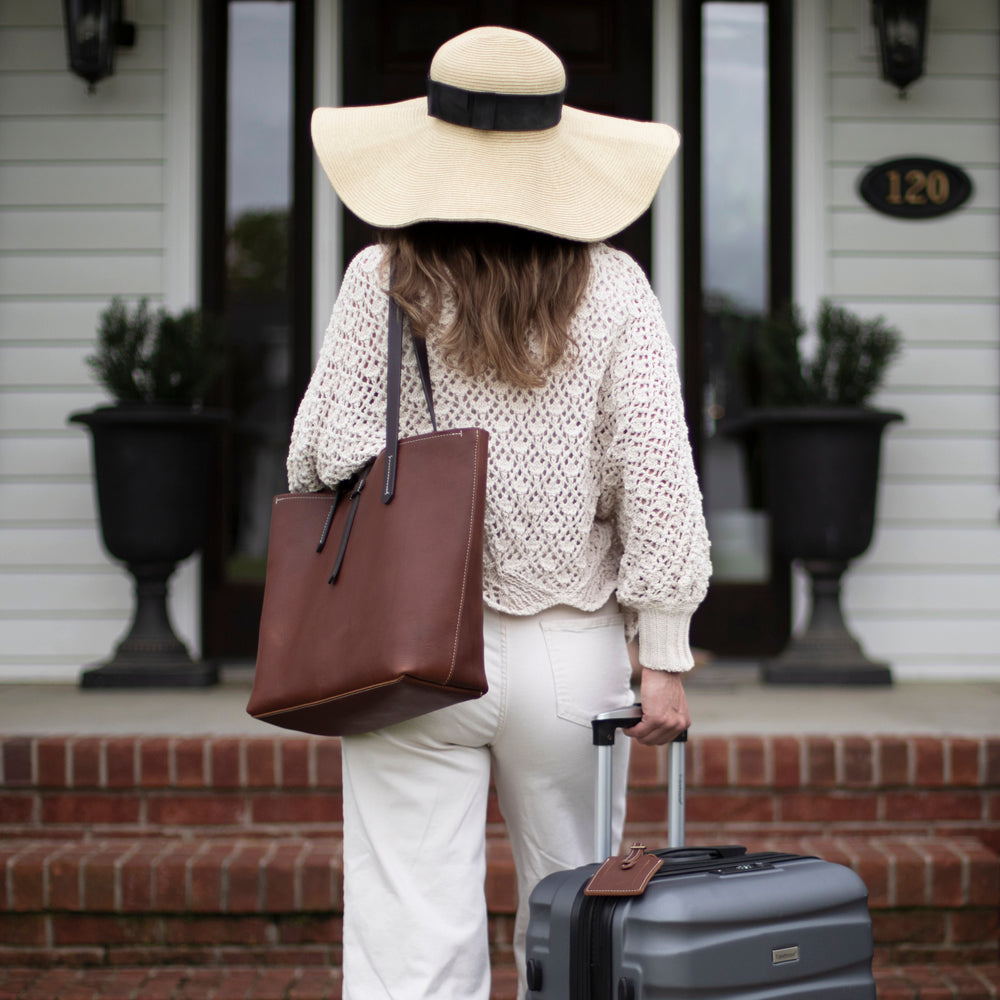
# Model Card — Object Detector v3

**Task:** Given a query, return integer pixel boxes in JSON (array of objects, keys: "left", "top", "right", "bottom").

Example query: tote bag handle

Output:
[{"left": 383, "top": 295, "right": 437, "bottom": 503}]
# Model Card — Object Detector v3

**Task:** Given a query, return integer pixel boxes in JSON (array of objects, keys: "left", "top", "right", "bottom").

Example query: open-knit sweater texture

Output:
[{"left": 286, "top": 243, "right": 711, "bottom": 672}]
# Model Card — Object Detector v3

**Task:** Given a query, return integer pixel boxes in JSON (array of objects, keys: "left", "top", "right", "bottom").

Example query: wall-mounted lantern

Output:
[
  {"left": 872, "top": 0, "right": 928, "bottom": 94},
  {"left": 63, "top": 0, "right": 137, "bottom": 92}
]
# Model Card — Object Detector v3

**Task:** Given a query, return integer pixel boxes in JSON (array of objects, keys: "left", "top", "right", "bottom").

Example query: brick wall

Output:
[{"left": 1, "top": 732, "right": 998, "bottom": 997}]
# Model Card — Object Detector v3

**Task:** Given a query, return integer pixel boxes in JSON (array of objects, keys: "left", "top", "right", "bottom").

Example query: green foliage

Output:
[
  {"left": 745, "top": 299, "right": 902, "bottom": 408},
  {"left": 227, "top": 209, "right": 289, "bottom": 296},
  {"left": 87, "top": 298, "right": 226, "bottom": 406}
]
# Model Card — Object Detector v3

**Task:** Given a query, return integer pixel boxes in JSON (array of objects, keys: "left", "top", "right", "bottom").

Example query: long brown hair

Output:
[{"left": 380, "top": 223, "right": 591, "bottom": 389}]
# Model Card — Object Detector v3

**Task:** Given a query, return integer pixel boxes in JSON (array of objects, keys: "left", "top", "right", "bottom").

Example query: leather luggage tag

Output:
[{"left": 584, "top": 844, "right": 663, "bottom": 896}]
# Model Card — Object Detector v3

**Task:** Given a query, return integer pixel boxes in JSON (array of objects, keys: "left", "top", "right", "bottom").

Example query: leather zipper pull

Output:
[
  {"left": 316, "top": 488, "right": 344, "bottom": 553},
  {"left": 328, "top": 464, "right": 372, "bottom": 584}
]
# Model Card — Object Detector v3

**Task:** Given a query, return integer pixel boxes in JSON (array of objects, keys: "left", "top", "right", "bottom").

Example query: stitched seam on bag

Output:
[
  {"left": 251, "top": 673, "right": 468, "bottom": 719},
  {"left": 445, "top": 428, "right": 480, "bottom": 684},
  {"left": 382, "top": 430, "right": 467, "bottom": 501},
  {"left": 274, "top": 493, "right": 333, "bottom": 505},
  {"left": 404, "top": 429, "right": 466, "bottom": 442},
  {"left": 278, "top": 431, "right": 468, "bottom": 506},
  {"left": 254, "top": 677, "right": 404, "bottom": 715},
  {"left": 383, "top": 452, "right": 395, "bottom": 497}
]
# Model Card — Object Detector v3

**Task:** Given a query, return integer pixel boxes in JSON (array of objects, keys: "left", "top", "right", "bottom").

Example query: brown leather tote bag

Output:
[{"left": 246, "top": 298, "right": 488, "bottom": 736}]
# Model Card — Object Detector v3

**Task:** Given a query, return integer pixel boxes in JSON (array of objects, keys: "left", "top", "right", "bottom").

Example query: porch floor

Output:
[{"left": 1, "top": 664, "right": 997, "bottom": 737}]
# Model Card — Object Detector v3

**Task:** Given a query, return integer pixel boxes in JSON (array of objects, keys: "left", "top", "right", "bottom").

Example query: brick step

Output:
[
  {"left": 3, "top": 734, "right": 999, "bottom": 849},
  {"left": 876, "top": 964, "right": 1000, "bottom": 998},
  {"left": 2, "top": 835, "right": 997, "bottom": 969},
  {"left": 1, "top": 964, "right": 999, "bottom": 1000},
  {"left": 6, "top": 734, "right": 998, "bottom": 794}
]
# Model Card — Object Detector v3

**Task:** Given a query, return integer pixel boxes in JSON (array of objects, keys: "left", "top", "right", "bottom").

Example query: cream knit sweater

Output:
[{"left": 287, "top": 243, "right": 711, "bottom": 672}]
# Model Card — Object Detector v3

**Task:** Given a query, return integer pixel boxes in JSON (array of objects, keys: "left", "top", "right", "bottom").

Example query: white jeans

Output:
[{"left": 340, "top": 601, "right": 634, "bottom": 1000}]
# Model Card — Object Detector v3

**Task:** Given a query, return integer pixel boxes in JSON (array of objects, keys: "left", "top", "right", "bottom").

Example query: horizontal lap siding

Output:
[
  {"left": 0, "top": 0, "right": 177, "bottom": 682},
  {"left": 827, "top": 0, "right": 1000, "bottom": 679},
  {"left": 0, "top": 209, "right": 164, "bottom": 252}
]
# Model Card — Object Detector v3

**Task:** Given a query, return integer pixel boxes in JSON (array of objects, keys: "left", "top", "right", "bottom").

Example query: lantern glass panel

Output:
[{"left": 63, "top": 0, "right": 116, "bottom": 86}]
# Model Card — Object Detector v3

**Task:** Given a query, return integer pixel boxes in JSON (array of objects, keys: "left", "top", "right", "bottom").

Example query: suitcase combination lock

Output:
[{"left": 715, "top": 859, "right": 776, "bottom": 875}]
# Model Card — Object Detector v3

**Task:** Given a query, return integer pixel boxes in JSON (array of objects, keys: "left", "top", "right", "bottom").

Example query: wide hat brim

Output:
[{"left": 311, "top": 98, "right": 680, "bottom": 242}]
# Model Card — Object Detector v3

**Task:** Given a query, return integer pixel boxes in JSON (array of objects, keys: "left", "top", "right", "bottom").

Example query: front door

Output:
[{"left": 199, "top": 0, "right": 791, "bottom": 662}]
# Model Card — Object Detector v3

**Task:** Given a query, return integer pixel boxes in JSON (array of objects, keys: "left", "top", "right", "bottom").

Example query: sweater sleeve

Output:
[
  {"left": 286, "top": 246, "right": 389, "bottom": 492},
  {"left": 603, "top": 257, "right": 712, "bottom": 672}
]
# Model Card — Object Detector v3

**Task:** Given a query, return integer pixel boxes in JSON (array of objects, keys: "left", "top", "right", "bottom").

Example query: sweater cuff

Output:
[{"left": 637, "top": 607, "right": 697, "bottom": 673}]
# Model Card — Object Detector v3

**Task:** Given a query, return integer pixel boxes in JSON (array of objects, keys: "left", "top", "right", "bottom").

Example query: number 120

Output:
[{"left": 886, "top": 169, "right": 950, "bottom": 206}]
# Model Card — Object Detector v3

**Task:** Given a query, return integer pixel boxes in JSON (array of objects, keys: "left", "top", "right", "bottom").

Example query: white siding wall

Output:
[
  {"left": 0, "top": 0, "right": 200, "bottom": 681},
  {"left": 825, "top": 0, "right": 1000, "bottom": 679}
]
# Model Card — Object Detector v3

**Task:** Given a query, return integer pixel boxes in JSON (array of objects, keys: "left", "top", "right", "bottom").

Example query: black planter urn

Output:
[
  {"left": 751, "top": 407, "right": 903, "bottom": 685},
  {"left": 69, "top": 405, "right": 227, "bottom": 688}
]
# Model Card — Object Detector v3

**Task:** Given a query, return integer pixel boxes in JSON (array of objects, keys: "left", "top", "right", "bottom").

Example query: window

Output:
[
  {"left": 684, "top": 0, "right": 793, "bottom": 657},
  {"left": 200, "top": 0, "right": 314, "bottom": 658}
]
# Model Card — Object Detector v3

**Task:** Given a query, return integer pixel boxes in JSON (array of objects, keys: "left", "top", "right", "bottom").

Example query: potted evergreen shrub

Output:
[
  {"left": 727, "top": 300, "right": 903, "bottom": 684},
  {"left": 69, "top": 298, "right": 227, "bottom": 688}
]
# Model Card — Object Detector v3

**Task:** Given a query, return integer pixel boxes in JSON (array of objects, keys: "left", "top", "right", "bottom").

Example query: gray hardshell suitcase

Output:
[{"left": 525, "top": 707, "right": 876, "bottom": 999}]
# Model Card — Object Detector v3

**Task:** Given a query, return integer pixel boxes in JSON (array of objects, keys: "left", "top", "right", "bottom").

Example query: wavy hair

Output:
[{"left": 380, "top": 223, "right": 591, "bottom": 389}]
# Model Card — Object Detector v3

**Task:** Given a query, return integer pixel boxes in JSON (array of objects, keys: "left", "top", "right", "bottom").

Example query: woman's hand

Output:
[{"left": 624, "top": 668, "right": 691, "bottom": 745}]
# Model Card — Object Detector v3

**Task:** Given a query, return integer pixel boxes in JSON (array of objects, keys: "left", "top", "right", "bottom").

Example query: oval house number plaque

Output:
[{"left": 859, "top": 157, "right": 973, "bottom": 220}]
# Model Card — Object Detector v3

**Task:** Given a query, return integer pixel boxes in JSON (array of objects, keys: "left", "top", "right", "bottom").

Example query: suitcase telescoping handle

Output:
[{"left": 591, "top": 705, "right": 688, "bottom": 861}]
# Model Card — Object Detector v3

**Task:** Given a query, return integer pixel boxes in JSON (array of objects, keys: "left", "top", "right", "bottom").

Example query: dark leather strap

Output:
[
  {"left": 383, "top": 297, "right": 403, "bottom": 504},
  {"left": 413, "top": 335, "right": 437, "bottom": 434},
  {"left": 383, "top": 295, "right": 438, "bottom": 504},
  {"left": 427, "top": 78, "right": 564, "bottom": 131}
]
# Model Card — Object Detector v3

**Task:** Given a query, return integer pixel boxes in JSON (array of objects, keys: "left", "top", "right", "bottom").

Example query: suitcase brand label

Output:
[{"left": 772, "top": 946, "right": 800, "bottom": 965}]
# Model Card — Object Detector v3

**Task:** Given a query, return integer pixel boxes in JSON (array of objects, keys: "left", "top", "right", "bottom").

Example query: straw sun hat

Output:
[{"left": 311, "top": 26, "right": 680, "bottom": 242}]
